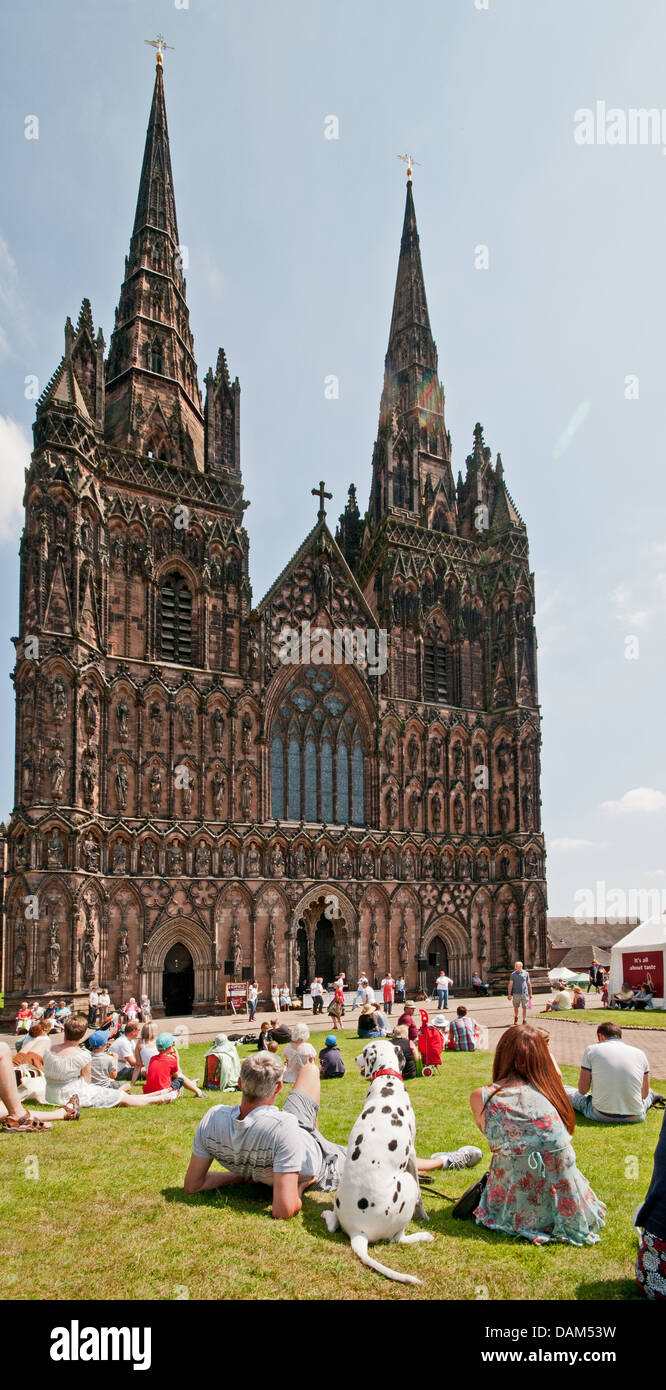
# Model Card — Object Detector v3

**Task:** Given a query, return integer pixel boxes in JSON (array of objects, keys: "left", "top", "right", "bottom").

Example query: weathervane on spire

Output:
[
  {"left": 397, "top": 153, "right": 421, "bottom": 182},
  {"left": 145, "top": 33, "right": 174, "bottom": 67}
]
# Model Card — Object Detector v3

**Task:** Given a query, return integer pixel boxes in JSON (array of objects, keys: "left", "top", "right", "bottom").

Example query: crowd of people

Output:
[{"left": 3, "top": 970, "right": 666, "bottom": 1300}]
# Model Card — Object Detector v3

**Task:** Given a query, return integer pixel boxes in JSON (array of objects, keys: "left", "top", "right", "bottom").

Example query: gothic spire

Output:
[
  {"left": 383, "top": 180, "right": 437, "bottom": 397},
  {"left": 104, "top": 58, "right": 204, "bottom": 469}
]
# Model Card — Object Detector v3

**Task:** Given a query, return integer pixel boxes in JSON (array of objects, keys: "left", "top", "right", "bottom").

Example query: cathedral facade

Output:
[{"left": 1, "top": 59, "right": 547, "bottom": 1019}]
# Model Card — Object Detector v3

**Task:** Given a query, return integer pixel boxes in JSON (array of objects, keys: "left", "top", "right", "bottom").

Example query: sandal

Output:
[
  {"left": 64, "top": 1093, "right": 81, "bottom": 1121},
  {"left": 1, "top": 1111, "right": 52, "bottom": 1133}
]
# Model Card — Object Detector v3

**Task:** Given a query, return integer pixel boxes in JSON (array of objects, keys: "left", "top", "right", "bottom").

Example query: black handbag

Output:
[{"left": 450, "top": 1171, "right": 488, "bottom": 1219}]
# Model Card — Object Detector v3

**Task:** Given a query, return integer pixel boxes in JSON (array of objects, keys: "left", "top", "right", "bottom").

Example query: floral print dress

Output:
[{"left": 474, "top": 1083, "right": 606, "bottom": 1246}]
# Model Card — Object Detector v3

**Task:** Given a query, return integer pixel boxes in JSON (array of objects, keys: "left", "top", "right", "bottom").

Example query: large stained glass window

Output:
[{"left": 269, "top": 668, "right": 365, "bottom": 825}]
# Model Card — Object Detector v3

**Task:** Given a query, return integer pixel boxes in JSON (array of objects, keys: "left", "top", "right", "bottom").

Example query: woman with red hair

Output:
[{"left": 469, "top": 1025, "right": 605, "bottom": 1245}]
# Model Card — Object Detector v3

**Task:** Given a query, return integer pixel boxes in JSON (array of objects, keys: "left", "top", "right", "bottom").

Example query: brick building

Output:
[{"left": 1, "top": 59, "right": 547, "bottom": 1018}]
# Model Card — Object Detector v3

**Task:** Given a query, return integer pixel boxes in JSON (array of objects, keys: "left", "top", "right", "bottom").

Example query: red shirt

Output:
[
  {"left": 144, "top": 1051, "right": 177, "bottom": 1093},
  {"left": 397, "top": 1012, "right": 418, "bottom": 1042}
]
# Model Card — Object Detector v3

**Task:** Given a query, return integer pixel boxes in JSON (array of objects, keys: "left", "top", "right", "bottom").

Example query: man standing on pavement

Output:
[
  {"left": 310, "top": 977, "right": 324, "bottom": 1016},
  {"left": 435, "top": 969, "right": 452, "bottom": 1011},
  {"left": 352, "top": 973, "right": 368, "bottom": 1010},
  {"left": 87, "top": 985, "right": 99, "bottom": 1029},
  {"left": 508, "top": 960, "right": 532, "bottom": 1023},
  {"left": 564, "top": 1022, "right": 665, "bottom": 1123},
  {"left": 248, "top": 980, "right": 258, "bottom": 1023}
]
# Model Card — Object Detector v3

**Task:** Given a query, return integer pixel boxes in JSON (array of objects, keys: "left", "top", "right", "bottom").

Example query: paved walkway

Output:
[{"left": 7, "top": 992, "right": 665, "bottom": 1077}]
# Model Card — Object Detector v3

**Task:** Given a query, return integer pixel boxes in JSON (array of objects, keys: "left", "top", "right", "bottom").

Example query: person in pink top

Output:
[{"left": 381, "top": 973, "right": 395, "bottom": 1016}]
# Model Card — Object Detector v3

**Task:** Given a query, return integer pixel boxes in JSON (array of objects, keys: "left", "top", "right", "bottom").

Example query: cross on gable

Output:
[{"left": 311, "top": 479, "right": 332, "bottom": 521}]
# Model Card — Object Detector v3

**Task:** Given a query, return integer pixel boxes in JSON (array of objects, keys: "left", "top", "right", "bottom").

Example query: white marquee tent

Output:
[{"left": 608, "top": 912, "right": 666, "bottom": 1007}]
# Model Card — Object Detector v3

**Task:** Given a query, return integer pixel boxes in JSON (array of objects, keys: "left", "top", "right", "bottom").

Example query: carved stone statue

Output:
[
  {"left": 15, "top": 839, "right": 28, "bottom": 868},
  {"left": 496, "top": 739, "right": 512, "bottom": 774},
  {"left": 47, "top": 919, "right": 61, "bottom": 983},
  {"left": 402, "top": 848, "right": 415, "bottom": 880},
  {"left": 82, "top": 688, "right": 98, "bottom": 737},
  {"left": 502, "top": 907, "right": 513, "bottom": 969},
  {"left": 112, "top": 842, "right": 127, "bottom": 874},
  {"left": 241, "top": 714, "right": 252, "bottom": 755},
  {"left": 452, "top": 740, "right": 464, "bottom": 777},
  {"left": 315, "top": 555, "right": 333, "bottom": 609},
  {"left": 181, "top": 704, "right": 195, "bottom": 747},
  {"left": 51, "top": 677, "right": 68, "bottom": 722},
  {"left": 149, "top": 702, "right": 163, "bottom": 746},
  {"left": 48, "top": 747, "right": 66, "bottom": 801},
  {"left": 528, "top": 908, "right": 539, "bottom": 966},
  {"left": 150, "top": 766, "right": 162, "bottom": 812},
  {"left": 431, "top": 793, "right": 441, "bottom": 831},
  {"left": 441, "top": 855, "right": 453, "bottom": 880},
  {"left": 140, "top": 840, "right": 156, "bottom": 874},
  {"left": 81, "top": 755, "right": 97, "bottom": 809},
  {"left": 498, "top": 787, "right": 511, "bottom": 831},
  {"left": 499, "top": 852, "right": 510, "bottom": 879},
  {"left": 80, "top": 906, "right": 98, "bottom": 983},
  {"left": 168, "top": 842, "right": 183, "bottom": 874},
  {"left": 407, "top": 736, "right": 419, "bottom": 773},
  {"left": 22, "top": 753, "right": 34, "bottom": 797},
  {"left": 453, "top": 794, "right": 464, "bottom": 831},
  {"left": 384, "top": 732, "right": 396, "bottom": 770},
  {"left": 521, "top": 780, "right": 534, "bottom": 827},
  {"left": 474, "top": 795, "right": 485, "bottom": 832},
  {"left": 315, "top": 845, "right": 330, "bottom": 878},
  {"left": 369, "top": 915, "right": 379, "bottom": 969},
  {"left": 270, "top": 845, "right": 285, "bottom": 877},
  {"left": 477, "top": 911, "right": 488, "bottom": 962},
  {"left": 338, "top": 845, "right": 353, "bottom": 877},
  {"left": 117, "top": 922, "right": 130, "bottom": 980},
  {"left": 359, "top": 849, "right": 373, "bottom": 878},
  {"left": 422, "top": 849, "right": 434, "bottom": 878},
  {"left": 230, "top": 907, "right": 243, "bottom": 980},
  {"left": 211, "top": 708, "right": 224, "bottom": 752},
  {"left": 81, "top": 835, "right": 100, "bottom": 872},
  {"left": 116, "top": 699, "right": 130, "bottom": 743},
  {"left": 428, "top": 737, "right": 442, "bottom": 772},
  {"left": 292, "top": 844, "right": 307, "bottom": 877},
  {"left": 212, "top": 770, "right": 225, "bottom": 817},
  {"left": 245, "top": 844, "right": 260, "bottom": 876},
  {"left": 47, "top": 830, "right": 64, "bottom": 868},
  {"left": 115, "top": 763, "right": 129, "bottom": 811},
  {"left": 182, "top": 775, "right": 194, "bottom": 817},
  {"left": 407, "top": 790, "right": 421, "bottom": 829},
  {"left": 240, "top": 770, "right": 253, "bottom": 818},
  {"left": 14, "top": 924, "right": 27, "bottom": 982},
  {"left": 195, "top": 842, "right": 210, "bottom": 875},
  {"left": 520, "top": 741, "right": 533, "bottom": 772},
  {"left": 398, "top": 907, "right": 409, "bottom": 969},
  {"left": 222, "top": 843, "right": 235, "bottom": 877},
  {"left": 386, "top": 786, "right": 398, "bottom": 827},
  {"left": 264, "top": 908, "right": 277, "bottom": 975},
  {"left": 380, "top": 849, "right": 394, "bottom": 879}
]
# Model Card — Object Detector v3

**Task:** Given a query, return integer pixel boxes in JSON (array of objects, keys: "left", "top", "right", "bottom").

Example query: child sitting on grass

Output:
[{"left": 144, "top": 1033, "right": 203, "bottom": 1098}]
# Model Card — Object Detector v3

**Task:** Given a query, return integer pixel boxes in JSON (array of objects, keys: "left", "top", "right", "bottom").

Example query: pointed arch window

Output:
[
  {"left": 151, "top": 339, "right": 163, "bottom": 374},
  {"left": 424, "top": 633, "right": 448, "bottom": 703},
  {"left": 159, "top": 572, "right": 192, "bottom": 664},
  {"left": 269, "top": 670, "right": 365, "bottom": 826}
]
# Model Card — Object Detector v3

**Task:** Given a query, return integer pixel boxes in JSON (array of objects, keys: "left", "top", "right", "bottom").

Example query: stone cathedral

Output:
[{"left": 1, "top": 57, "right": 547, "bottom": 1019}]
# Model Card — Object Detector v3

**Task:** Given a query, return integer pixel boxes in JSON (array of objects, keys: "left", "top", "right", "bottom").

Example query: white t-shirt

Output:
[
  {"left": 110, "top": 1034, "right": 136, "bottom": 1064},
  {"left": 282, "top": 1041, "right": 317, "bottom": 1084},
  {"left": 581, "top": 1038, "right": 650, "bottom": 1116},
  {"left": 88, "top": 992, "right": 99, "bottom": 1007},
  {"left": 310, "top": 981, "right": 323, "bottom": 997},
  {"left": 436, "top": 974, "right": 452, "bottom": 990},
  {"left": 248, "top": 985, "right": 258, "bottom": 1003},
  {"left": 553, "top": 988, "right": 573, "bottom": 1009},
  {"left": 363, "top": 986, "right": 376, "bottom": 1005}
]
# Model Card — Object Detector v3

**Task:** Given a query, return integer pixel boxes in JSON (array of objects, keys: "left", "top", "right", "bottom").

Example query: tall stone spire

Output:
[
  {"left": 368, "top": 175, "right": 454, "bottom": 530},
  {"left": 105, "top": 56, "right": 204, "bottom": 470}
]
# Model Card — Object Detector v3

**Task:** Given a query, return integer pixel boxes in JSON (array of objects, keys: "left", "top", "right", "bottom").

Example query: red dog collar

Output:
[{"left": 372, "top": 1067, "right": 403, "bottom": 1082}]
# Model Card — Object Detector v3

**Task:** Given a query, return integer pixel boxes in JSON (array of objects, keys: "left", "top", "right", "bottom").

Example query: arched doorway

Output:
[
  {"left": 162, "top": 943, "right": 194, "bottom": 1016},
  {"left": 426, "top": 935, "right": 449, "bottom": 996},
  {"left": 314, "top": 915, "right": 336, "bottom": 987},
  {"left": 296, "top": 926, "right": 309, "bottom": 994}
]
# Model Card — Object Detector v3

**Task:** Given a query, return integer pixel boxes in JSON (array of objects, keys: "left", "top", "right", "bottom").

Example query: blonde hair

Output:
[{"left": 141, "top": 1022, "right": 156, "bottom": 1043}]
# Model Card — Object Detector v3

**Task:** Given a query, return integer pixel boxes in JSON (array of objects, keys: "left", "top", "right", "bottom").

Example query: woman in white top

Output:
[
  {"left": 44, "top": 1015, "right": 177, "bottom": 1110},
  {"left": 282, "top": 1023, "right": 317, "bottom": 1083}
]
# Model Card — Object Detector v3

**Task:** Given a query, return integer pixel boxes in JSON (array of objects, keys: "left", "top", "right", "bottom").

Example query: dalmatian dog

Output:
[{"left": 321, "top": 1038, "right": 434, "bottom": 1285}]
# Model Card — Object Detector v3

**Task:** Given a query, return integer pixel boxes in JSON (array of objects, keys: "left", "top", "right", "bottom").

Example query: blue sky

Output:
[{"left": 1, "top": 0, "right": 665, "bottom": 914}]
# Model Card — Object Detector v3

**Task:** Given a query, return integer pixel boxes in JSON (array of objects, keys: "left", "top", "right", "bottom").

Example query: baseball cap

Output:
[
  {"left": 325, "top": 1034, "right": 338, "bottom": 1047},
  {"left": 156, "top": 1032, "right": 176, "bottom": 1051},
  {"left": 89, "top": 1029, "right": 110, "bottom": 1048}
]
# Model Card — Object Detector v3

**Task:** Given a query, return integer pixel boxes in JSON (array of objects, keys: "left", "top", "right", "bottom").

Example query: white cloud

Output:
[
  {"left": 0, "top": 416, "right": 29, "bottom": 543},
  {"left": 549, "top": 837, "right": 596, "bottom": 852},
  {"left": 601, "top": 787, "right": 666, "bottom": 815},
  {"left": 645, "top": 869, "right": 666, "bottom": 879}
]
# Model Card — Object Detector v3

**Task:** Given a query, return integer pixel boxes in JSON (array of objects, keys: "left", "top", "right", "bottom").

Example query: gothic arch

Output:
[
  {"left": 141, "top": 916, "right": 216, "bottom": 1011},
  {"left": 422, "top": 915, "right": 473, "bottom": 988}
]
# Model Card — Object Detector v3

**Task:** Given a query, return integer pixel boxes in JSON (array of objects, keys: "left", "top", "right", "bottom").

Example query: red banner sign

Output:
[{"left": 620, "top": 951, "right": 664, "bottom": 996}]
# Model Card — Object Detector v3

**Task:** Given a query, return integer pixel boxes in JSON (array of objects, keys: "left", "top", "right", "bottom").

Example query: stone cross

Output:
[{"left": 311, "top": 480, "right": 332, "bottom": 521}]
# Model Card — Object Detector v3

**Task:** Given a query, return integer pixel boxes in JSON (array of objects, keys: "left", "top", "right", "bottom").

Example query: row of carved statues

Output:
[{"left": 13, "top": 827, "right": 544, "bottom": 882}]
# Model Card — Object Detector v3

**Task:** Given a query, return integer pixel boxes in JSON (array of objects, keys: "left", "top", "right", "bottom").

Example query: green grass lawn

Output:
[
  {"left": 1, "top": 1031, "right": 662, "bottom": 1302},
  {"left": 539, "top": 1008, "right": 666, "bottom": 1028}
]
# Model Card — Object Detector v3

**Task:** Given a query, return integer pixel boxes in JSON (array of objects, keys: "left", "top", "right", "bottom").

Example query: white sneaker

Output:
[{"left": 431, "top": 1146, "right": 483, "bottom": 1170}]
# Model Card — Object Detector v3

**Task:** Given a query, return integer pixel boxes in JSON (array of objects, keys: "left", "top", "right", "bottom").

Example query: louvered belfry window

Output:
[
  {"left": 424, "top": 637, "right": 447, "bottom": 703},
  {"left": 159, "top": 572, "right": 192, "bottom": 663}
]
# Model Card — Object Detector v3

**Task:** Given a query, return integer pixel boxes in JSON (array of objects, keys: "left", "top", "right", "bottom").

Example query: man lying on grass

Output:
[{"left": 183, "top": 1052, "right": 481, "bottom": 1220}]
